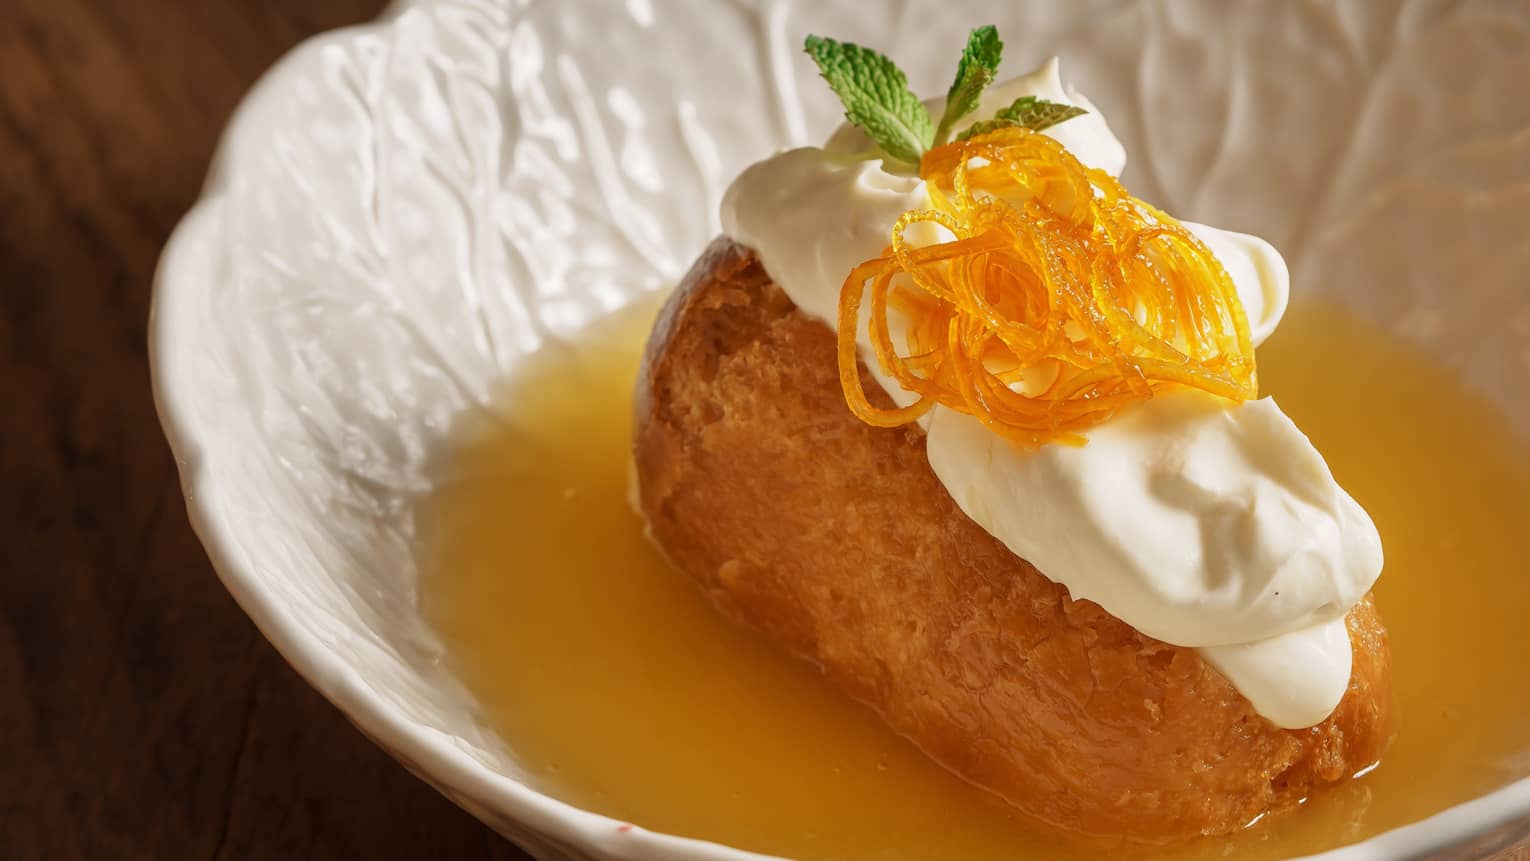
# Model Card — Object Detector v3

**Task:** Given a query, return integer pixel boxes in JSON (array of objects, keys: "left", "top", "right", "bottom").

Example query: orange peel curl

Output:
[{"left": 837, "top": 126, "right": 1258, "bottom": 448}]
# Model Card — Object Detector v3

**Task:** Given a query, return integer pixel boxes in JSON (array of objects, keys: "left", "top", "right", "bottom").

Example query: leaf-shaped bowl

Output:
[{"left": 152, "top": 1, "right": 1530, "bottom": 858}]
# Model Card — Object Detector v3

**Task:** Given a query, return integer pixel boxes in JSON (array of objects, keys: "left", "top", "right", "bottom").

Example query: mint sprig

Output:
[
  {"left": 935, "top": 26, "right": 1003, "bottom": 145},
  {"left": 804, "top": 35, "right": 932, "bottom": 167},
  {"left": 804, "top": 28, "right": 1089, "bottom": 166},
  {"left": 958, "top": 95, "right": 1088, "bottom": 141}
]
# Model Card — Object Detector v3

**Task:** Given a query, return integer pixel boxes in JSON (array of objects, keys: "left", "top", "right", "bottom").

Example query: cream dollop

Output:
[{"left": 720, "top": 59, "right": 1382, "bottom": 729}]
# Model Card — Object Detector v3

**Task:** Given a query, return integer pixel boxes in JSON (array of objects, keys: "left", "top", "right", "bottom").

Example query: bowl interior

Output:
[{"left": 153, "top": 1, "right": 1530, "bottom": 858}]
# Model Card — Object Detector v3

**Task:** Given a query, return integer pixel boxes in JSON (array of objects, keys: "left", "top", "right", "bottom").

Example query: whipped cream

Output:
[{"left": 720, "top": 58, "right": 1382, "bottom": 729}]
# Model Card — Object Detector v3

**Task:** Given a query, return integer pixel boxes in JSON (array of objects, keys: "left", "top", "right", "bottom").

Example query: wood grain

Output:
[{"left": 0, "top": 2, "right": 1524, "bottom": 860}]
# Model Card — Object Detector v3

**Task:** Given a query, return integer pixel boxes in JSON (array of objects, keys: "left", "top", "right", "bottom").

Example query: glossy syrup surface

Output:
[{"left": 422, "top": 301, "right": 1530, "bottom": 860}]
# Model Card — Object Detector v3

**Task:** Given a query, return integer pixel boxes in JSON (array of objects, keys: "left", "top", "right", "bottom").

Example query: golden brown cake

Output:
[{"left": 632, "top": 237, "right": 1393, "bottom": 845}]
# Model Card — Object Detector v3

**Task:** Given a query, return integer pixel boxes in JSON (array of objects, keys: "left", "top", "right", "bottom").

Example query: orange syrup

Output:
[{"left": 423, "top": 299, "right": 1530, "bottom": 860}]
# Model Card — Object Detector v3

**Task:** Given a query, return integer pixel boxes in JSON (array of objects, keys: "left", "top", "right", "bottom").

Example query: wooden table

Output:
[
  {"left": 1, "top": 2, "right": 1526, "bottom": 859},
  {"left": 0, "top": 1, "right": 527, "bottom": 857}
]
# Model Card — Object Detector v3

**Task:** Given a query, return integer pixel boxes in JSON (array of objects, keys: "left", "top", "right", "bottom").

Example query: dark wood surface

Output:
[
  {"left": 1, "top": 2, "right": 1526, "bottom": 860},
  {"left": 0, "top": 1, "right": 528, "bottom": 858}
]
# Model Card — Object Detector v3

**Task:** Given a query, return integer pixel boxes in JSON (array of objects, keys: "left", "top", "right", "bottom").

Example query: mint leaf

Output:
[
  {"left": 959, "top": 96, "right": 1088, "bottom": 140},
  {"left": 998, "top": 96, "right": 1088, "bottom": 131},
  {"left": 804, "top": 35, "right": 933, "bottom": 167},
  {"left": 935, "top": 26, "right": 1003, "bottom": 145}
]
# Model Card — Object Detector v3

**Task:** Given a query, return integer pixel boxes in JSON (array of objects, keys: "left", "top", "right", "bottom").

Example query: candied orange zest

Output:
[{"left": 835, "top": 126, "right": 1257, "bottom": 448}]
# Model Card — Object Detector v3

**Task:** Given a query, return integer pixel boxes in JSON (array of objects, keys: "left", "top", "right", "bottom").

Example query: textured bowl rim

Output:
[{"left": 149, "top": 2, "right": 1530, "bottom": 859}]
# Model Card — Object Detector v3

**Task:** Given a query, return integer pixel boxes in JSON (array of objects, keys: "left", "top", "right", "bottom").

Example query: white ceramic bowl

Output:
[{"left": 151, "top": 1, "right": 1530, "bottom": 858}]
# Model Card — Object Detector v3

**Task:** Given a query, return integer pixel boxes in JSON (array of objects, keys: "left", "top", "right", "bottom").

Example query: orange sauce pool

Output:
[{"left": 422, "top": 300, "right": 1530, "bottom": 860}]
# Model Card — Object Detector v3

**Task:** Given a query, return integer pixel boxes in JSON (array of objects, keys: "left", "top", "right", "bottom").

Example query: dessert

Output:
[{"left": 631, "top": 28, "right": 1392, "bottom": 845}]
